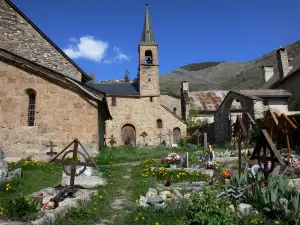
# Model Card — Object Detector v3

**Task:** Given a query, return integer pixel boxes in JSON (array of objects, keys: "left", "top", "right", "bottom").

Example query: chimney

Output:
[
  {"left": 276, "top": 46, "right": 290, "bottom": 79},
  {"left": 182, "top": 81, "right": 189, "bottom": 93},
  {"left": 263, "top": 66, "right": 274, "bottom": 83}
]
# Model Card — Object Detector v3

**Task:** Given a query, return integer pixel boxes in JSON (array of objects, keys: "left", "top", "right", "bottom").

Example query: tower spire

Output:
[{"left": 140, "top": 0, "right": 156, "bottom": 44}]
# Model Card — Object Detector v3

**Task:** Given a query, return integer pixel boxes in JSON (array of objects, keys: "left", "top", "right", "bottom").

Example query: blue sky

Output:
[{"left": 12, "top": 0, "right": 300, "bottom": 81}]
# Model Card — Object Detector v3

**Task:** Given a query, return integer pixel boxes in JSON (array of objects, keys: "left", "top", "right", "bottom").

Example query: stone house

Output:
[
  {"left": 0, "top": 0, "right": 111, "bottom": 158},
  {"left": 261, "top": 46, "right": 300, "bottom": 102},
  {"left": 88, "top": 3, "right": 187, "bottom": 147}
]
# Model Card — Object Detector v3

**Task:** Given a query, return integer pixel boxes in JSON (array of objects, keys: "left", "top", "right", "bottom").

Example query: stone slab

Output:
[
  {"left": 61, "top": 172, "right": 107, "bottom": 188},
  {"left": 3, "top": 157, "right": 22, "bottom": 163}
]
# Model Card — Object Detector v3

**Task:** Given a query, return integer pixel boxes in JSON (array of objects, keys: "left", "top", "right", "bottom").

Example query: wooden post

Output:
[
  {"left": 204, "top": 133, "right": 208, "bottom": 149},
  {"left": 238, "top": 134, "right": 242, "bottom": 176}
]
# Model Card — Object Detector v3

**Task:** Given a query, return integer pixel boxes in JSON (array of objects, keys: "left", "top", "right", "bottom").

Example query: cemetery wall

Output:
[
  {"left": 0, "top": 60, "right": 99, "bottom": 157},
  {"left": 0, "top": 0, "right": 82, "bottom": 81},
  {"left": 106, "top": 96, "right": 187, "bottom": 146}
]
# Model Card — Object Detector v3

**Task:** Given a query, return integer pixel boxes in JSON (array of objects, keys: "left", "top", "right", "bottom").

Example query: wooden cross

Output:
[
  {"left": 46, "top": 141, "right": 57, "bottom": 157},
  {"left": 107, "top": 135, "right": 116, "bottom": 147},
  {"left": 50, "top": 139, "right": 99, "bottom": 187}
]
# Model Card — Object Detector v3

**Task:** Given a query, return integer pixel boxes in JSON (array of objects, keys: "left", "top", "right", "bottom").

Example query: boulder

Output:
[
  {"left": 159, "top": 191, "right": 171, "bottom": 196},
  {"left": 146, "top": 188, "right": 158, "bottom": 199},
  {"left": 148, "top": 195, "right": 164, "bottom": 205},
  {"left": 173, "top": 189, "right": 183, "bottom": 198}
]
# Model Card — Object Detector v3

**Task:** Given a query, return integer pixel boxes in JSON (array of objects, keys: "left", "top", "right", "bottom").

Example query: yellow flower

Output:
[
  {"left": 93, "top": 208, "right": 97, "bottom": 211},
  {"left": 135, "top": 217, "right": 139, "bottom": 221},
  {"left": 94, "top": 193, "right": 98, "bottom": 196},
  {"left": 135, "top": 199, "right": 139, "bottom": 203},
  {"left": 99, "top": 195, "right": 103, "bottom": 199},
  {"left": 155, "top": 222, "right": 159, "bottom": 225},
  {"left": 142, "top": 217, "right": 145, "bottom": 220},
  {"left": 274, "top": 221, "right": 280, "bottom": 225}
]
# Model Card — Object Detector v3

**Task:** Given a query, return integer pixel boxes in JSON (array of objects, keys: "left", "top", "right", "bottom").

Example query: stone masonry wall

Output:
[
  {"left": 0, "top": 0, "right": 81, "bottom": 81},
  {"left": 106, "top": 96, "right": 187, "bottom": 146},
  {"left": 0, "top": 60, "right": 99, "bottom": 158},
  {"left": 160, "top": 94, "right": 182, "bottom": 118},
  {"left": 139, "top": 45, "right": 160, "bottom": 96}
]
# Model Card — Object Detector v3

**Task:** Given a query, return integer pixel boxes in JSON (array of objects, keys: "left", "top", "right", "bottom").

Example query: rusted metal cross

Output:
[
  {"left": 46, "top": 141, "right": 57, "bottom": 157},
  {"left": 50, "top": 139, "right": 99, "bottom": 187}
]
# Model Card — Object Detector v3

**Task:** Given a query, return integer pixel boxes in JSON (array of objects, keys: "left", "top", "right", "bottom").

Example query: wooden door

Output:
[
  {"left": 121, "top": 124, "right": 136, "bottom": 146},
  {"left": 173, "top": 128, "right": 181, "bottom": 144}
]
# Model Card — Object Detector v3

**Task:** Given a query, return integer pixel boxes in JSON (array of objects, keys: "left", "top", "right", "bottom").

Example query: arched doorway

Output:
[
  {"left": 121, "top": 124, "right": 136, "bottom": 146},
  {"left": 173, "top": 127, "right": 181, "bottom": 144}
]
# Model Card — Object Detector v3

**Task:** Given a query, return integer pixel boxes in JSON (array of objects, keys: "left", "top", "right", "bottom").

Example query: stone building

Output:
[
  {"left": 261, "top": 46, "right": 300, "bottom": 102},
  {"left": 0, "top": 0, "right": 111, "bottom": 158},
  {"left": 88, "top": 3, "right": 187, "bottom": 146}
]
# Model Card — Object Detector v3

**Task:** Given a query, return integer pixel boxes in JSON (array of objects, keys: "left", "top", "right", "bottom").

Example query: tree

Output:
[
  {"left": 134, "top": 70, "right": 140, "bottom": 83},
  {"left": 186, "top": 114, "right": 209, "bottom": 128},
  {"left": 124, "top": 69, "right": 130, "bottom": 82}
]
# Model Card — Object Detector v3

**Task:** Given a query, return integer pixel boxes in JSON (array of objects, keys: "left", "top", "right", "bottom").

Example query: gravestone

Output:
[
  {"left": 0, "top": 145, "right": 8, "bottom": 180},
  {"left": 203, "top": 133, "right": 208, "bottom": 149},
  {"left": 0, "top": 145, "right": 22, "bottom": 187},
  {"left": 182, "top": 152, "right": 189, "bottom": 168}
]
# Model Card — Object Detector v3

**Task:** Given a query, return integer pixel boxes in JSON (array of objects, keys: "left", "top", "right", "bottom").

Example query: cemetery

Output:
[{"left": 0, "top": 111, "right": 300, "bottom": 224}]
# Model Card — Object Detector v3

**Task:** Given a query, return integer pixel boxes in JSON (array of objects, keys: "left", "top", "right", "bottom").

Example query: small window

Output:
[
  {"left": 173, "top": 107, "right": 177, "bottom": 114},
  {"left": 150, "top": 97, "right": 153, "bottom": 102},
  {"left": 26, "top": 89, "right": 36, "bottom": 126},
  {"left": 145, "top": 50, "right": 153, "bottom": 65},
  {"left": 157, "top": 119, "right": 162, "bottom": 128},
  {"left": 112, "top": 97, "right": 116, "bottom": 106}
]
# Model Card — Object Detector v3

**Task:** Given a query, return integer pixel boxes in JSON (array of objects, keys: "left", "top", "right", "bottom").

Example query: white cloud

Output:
[
  {"left": 104, "top": 60, "right": 112, "bottom": 64},
  {"left": 64, "top": 36, "right": 109, "bottom": 62},
  {"left": 113, "top": 46, "right": 131, "bottom": 62}
]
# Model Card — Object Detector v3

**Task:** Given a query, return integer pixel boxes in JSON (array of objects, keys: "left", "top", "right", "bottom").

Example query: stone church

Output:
[
  {"left": 88, "top": 3, "right": 187, "bottom": 146},
  {"left": 0, "top": 0, "right": 111, "bottom": 158}
]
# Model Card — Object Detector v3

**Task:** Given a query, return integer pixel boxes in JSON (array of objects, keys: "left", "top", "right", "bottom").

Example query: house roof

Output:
[
  {"left": 234, "top": 89, "right": 292, "bottom": 98},
  {"left": 4, "top": 0, "right": 91, "bottom": 83},
  {"left": 261, "top": 53, "right": 300, "bottom": 89},
  {"left": 87, "top": 83, "right": 140, "bottom": 96},
  {"left": 189, "top": 89, "right": 292, "bottom": 113},
  {"left": 189, "top": 90, "right": 241, "bottom": 112}
]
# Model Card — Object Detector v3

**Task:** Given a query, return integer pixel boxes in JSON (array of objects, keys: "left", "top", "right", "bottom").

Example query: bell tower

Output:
[{"left": 138, "top": 1, "right": 160, "bottom": 97}]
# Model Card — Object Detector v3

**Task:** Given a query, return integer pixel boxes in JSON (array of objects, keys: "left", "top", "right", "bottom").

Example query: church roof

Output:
[
  {"left": 3, "top": 0, "right": 91, "bottom": 83},
  {"left": 140, "top": 3, "right": 156, "bottom": 45},
  {"left": 87, "top": 83, "right": 140, "bottom": 96}
]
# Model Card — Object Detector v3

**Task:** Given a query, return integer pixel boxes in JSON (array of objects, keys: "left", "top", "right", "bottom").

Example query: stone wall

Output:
[
  {"left": 0, "top": 0, "right": 82, "bottom": 81},
  {"left": 160, "top": 94, "right": 182, "bottom": 118},
  {"left": 274, "top": 71, "right": 300, "bottom": 103},
  {"left": 0, "top": 60, "right": 99, "bottom": 157},
  {"left": 105, "top": 96, "right": 187, "bottom": 146}
]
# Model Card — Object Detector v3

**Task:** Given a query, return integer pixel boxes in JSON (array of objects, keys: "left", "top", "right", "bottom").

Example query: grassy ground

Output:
[
  {"left": 96, "top": 146, "right": 201, "bottom": 165},
  {"left": 0, "top": 161, "right": 61, "bottom": 203}
]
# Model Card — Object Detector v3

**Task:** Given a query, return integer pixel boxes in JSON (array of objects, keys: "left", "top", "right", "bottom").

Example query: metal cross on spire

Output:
[{"left": 146, "top": 0, "right": 148, "bottom": 6}]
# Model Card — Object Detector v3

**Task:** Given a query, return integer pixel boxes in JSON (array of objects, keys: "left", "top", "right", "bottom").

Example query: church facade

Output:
[
  {"left": 0, "top": 0, "right": 111, "bottom": 158},
  {"left": 88, "top": 3, "right": 187, "bottom": 146}
]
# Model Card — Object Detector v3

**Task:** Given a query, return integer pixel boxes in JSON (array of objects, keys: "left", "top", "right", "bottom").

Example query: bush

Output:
[
  {"left": 1, "top": 195, "right": 40, "bottom": 221},
  {"left": 187, "top": 188, "right": 237, "bottom": 225}
]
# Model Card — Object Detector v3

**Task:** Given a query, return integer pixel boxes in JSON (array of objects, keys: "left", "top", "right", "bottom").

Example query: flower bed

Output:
[{"left": 160, "top": 153, "right": 182, "bottom": 168}]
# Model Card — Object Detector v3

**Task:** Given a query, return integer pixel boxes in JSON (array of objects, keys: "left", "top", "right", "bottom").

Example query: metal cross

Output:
[
  {"left": 46, "top": 141, "right": 57, "bottom": 157},
  {"left": 107, "top": 135, "right": 117, "bottom": 147},
  {"left": 50, "top": 139, "right": 99, "bottom": 187}
]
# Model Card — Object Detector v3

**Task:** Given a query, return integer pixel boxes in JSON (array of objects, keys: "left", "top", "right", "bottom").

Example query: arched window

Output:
[
  {"left": 112, "top": 97, "right": 116, "bottom": 106},
  {"left": 173, "top": 107, "right": 177, "bottom": 114},
  {"left": 157, "top": 119, "right": 162, "bottom": 128},
  {"left": 26, "top": 89, "right": 36, "bottom": 126},
  {"left": 145, "top": 50, "right": 153, "bottom": 65}
]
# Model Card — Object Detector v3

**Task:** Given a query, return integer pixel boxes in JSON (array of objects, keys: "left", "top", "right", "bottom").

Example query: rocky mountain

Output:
[{"left": 160, "top": 40, "right": 300, "bottom": 94}]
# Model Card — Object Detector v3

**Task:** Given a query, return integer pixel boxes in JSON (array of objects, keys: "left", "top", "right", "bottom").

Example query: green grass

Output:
[
  {"left": 0, "top": 161, "right": 61, "bottom": 203},
  {"left": 96, "top": 147, "right": 201, "bottom": 165}
]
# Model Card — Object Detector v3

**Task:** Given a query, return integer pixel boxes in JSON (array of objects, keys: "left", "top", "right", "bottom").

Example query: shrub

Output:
[
  {"left": 1, "top": 195, "right": 40, "bottom": 221},
  {"left": 187, "top": 187, "right": 237, "bottom": 225}
]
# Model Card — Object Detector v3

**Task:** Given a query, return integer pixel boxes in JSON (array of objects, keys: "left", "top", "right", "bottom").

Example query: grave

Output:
[
  {"left": 50, "top": 139, "right": 106, "bottom": 188},
  {"left": 0, "top": 144, "right": 22, "bottom": 188}
]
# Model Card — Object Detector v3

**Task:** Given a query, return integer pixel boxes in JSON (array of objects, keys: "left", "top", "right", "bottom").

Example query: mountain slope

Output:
[{"left": 160, "top": 40, "right": 300, "bottom": 94}]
